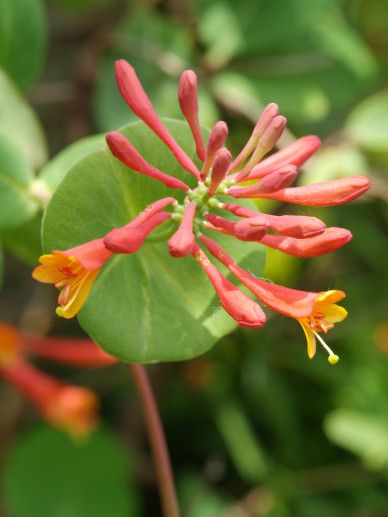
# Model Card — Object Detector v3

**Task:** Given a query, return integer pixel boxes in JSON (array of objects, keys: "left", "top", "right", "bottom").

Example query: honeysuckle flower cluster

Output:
[
  {"left": 33, "top": 60, "right": 370, "bottom": 364},
  {"left": 0, "top": 323, "right": 115, "bottom": 436}
]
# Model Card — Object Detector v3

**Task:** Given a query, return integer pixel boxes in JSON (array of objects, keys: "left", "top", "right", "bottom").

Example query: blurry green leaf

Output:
[
  {"left": 93, "top": 12, "right": 193, "bottom": 131},
  {"left": 325, "top": 409, "right": 388, "bottom": 469},
  {"left": 42, "top": 120, "right": 265, "bottom": 362},
  {"left": 3, "top": 426, "right": 140, "bottom": 517},
  {"left": 0, "top": 0, "right": 47, "bottom": 89},
  {"left": 199, "top": 2, "right": 243, "bottom": 69},
  {"left": 312, "top": 12, "right": 377, "bottom": 80},
  {"left": 1, "top": 215, "right": 42, "bottom": 265},
  {"left": 39, "top": 134, "right": 105, "bottom": 192},
  {"left": 346, "top": 90, "right": 388, "bottom": 152},
  {"left": 215, "top": 400, "right": 267, "bottom": 483},
  {"left": 0, "top": 129, "right": 39, "bottom": 230},
  {"left": 178, "top": 472, "right": 229, "bottom": 517},
  {"left": 211, "top": 72, "right": 261, "bottom": 120},
  {"left": 52, "top": 0, "right": 111, "bottom": 11},
  {"left": 0, "top": 68, "right": 48, "bottom": 169}
]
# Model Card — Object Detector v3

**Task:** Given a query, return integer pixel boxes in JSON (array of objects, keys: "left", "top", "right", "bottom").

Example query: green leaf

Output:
[
  {"left": 2, "top": 426, "right": 140, "bottom": 517},
  {"left": 345, "top": 90, "right": 388, "bottom": 152},
  {"left": 325, "top": 409, "right": 388, "bottom": 470},
  {"left": 39, "top": 134, "right": 106, "bottom": 192},
  {"left": 42, "top": 119, "right": 265, "bottom": 363},
  {"left": 0, "top": 0, "right": 47, "bottom": 89},
  {"left": 0, "top": 68, "right": 48, "bottom": 169},
  {"left": 0, "top": 128, "right": 39, "bottom": 230}
]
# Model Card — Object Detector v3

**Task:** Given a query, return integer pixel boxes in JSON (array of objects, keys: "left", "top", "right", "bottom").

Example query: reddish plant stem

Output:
[{"left": 129, "top": 364, "right": 179, "bottom": 517}]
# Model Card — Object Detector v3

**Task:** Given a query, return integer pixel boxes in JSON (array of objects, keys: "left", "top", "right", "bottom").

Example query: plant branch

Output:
[{"left": 129, "top": 363, "right": 179, "bottom": 517}]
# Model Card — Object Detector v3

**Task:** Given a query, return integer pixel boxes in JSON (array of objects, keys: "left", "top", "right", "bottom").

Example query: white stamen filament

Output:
[{"left": 313, "top": 330, "right": 339, "bottom": 365}]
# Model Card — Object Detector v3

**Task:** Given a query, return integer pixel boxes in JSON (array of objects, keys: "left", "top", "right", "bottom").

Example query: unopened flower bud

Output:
[
  {"left": 208, "top": 148, "right": 232, "bottom": 196},
  {"left": 168, "top": 203, "right": 196, "bottom": 257}
]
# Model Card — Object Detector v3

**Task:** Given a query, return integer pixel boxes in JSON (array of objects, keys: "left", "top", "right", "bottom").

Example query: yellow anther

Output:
[
  {"left": 328, "top": 354, "right": 339, "bottom": 365},
  {"left": 55, "top": 306, "right": 64, "bottom": 318}
]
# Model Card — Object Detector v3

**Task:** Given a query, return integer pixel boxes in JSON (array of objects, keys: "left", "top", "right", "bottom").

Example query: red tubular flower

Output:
[
  {"left": 241, "top": 135, "right": 321, "bottom": 181},
  {"left": 229, "top": 164, "right": 298, "bottom": 197},
  {"left": 208, "top": 148, "right": 232, "bottom": 196},
  {"left": 178, "top": 70, "right": 206, "bottom": 161},
  {"left": 233, "top": 216, "right": 269, "bottom": 241},
  {"left": 21, "top": 334, "right": 116, "bottom": 367},
  {"left": 193, "top": 245, "right": 266, "bottom": 328},
  {"left": 235, "top": 115, "right": 287, "bottom": 181},
  {"left": 260, "top": 227, "right": 352, "bottom": 257},
  {"left": 106, "top": 131, "right": 189, "bottom": 191},
  {"left": 1, "top": 360, "right": 99, "bottom": 436},
  {"left": 253, "top": 176, "right": 371, "bottom": 206},
  {"left": 168, "top": 203, "right": 196, "bottom": 257},
  {"left": 201, "top": 121, "right": 229, "bottom": 179},
  {"left": 114, "top": 60, "right": 200, "bottom": 179},
  {"left": 222, "top": 203, "right": 325, "bottom": 238},
  {"left": 199, "top": 235, "right": 346, "bottom": 362},
  {"left": 104, "top": 211, "right": 171, "bottom": 254},
  {"left": 33, "top": 239, "right": 113, "bottom": 319},
  {"left": 230, "top": 103, "right": 279, "bottom": 170}
]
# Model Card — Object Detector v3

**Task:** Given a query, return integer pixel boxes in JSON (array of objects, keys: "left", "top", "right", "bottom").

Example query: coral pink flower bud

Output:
[
  {"left": 256, "top": 176, "right": 371, "bottom": 206},
  {"left": 193, "top": 245, "right": 266, "bottom": 328},
  {"left": 230, "top": 103, "right": 279, "bottom": 171},
  {"left": 178, "top": 70, "right": 206, "bottom": 161},
  {"left": 104, "top": 212, "right": 171, "bottom": 254},
  {"left": 0, "top": 360, "right": 99, "bottom": 436},
  {"left": 199, "top": 234, "right": 317, "bottom": 318},
  {"left": 235, "top": 115, "right": 287, "bottom": 181},
  {"left": 168, "top": 203, "right": 196, "bottom": 257},
  {"left": 221, "top": 203, "right": 325, "bottom": 239},
  {"left": 261, "top": 227, "right": 352, "bottom": 257},
  {"left": 229, "top": 164, "right": 298, "bottom": 197},
  {"left": 114, "top": 60, "right": 200, "bottom": 178},
  {"left": 205, "top": 214, "right": 235, "bottom": 234},
  {"left": 234, "top": 216, "right": 268, "bottom": 241},
  {"left": 208, "top": 148, "right": 232, "bottom": 196},
  {"left": 244, "top": 135, "right": 321, "bottom": 181},
  {"left": 106, "top": 131, "right": 189, "bottom": 191},
  {"left": 129, "top": 197, "right": 176, "bottom": 226},
  {"left": 201, "top": 121, "right": 229, "bottom": 179},
  {"left": 22, "top": 334, "right": 116, "bottom": 367}
]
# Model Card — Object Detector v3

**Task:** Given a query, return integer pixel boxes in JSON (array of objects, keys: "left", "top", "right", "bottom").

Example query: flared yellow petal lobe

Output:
[
  {"left": 321, "top": 304, "right": 348, "bottom": 324},
  {"left": 299, "top": 319, "right": 316, "bottom": 358},
  {"left": 58, "top": 270, "right": 99, "bottom": 319}
]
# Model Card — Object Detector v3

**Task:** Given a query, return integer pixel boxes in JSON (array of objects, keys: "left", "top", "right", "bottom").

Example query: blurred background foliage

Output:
[{"left": 0, "top": 0, "right": 387, "bottom": 515}]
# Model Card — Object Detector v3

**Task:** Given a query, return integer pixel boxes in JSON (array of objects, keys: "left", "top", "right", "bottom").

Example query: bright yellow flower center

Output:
[
  {"left": 32, "top": 253, "right": 99, "bottom": 319},
  {"left": 297, "top": 290, "right": 347, "bottom": 363}
]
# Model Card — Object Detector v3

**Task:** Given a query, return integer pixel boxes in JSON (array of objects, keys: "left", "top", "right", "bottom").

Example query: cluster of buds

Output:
[
  {"left": 33, "top": 60, "right": 370, "bottom": 364},
  {"left": 0, "top": 323, "right": 115, "bottom": 437}
]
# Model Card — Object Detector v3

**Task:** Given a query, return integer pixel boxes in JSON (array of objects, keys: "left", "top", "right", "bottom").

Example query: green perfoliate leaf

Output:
[
  {"left": 0, "top": 68, "right": 48, "bottom": 169},
  {"left": 2, "top": 426, "right": 140, "bottom": 517},
  {"left": 0, "top": 0, "right": 47, "bottom": 90},
  {"left": 39, "top": 134, "right": 105, "bottom": 192},
  {"left": 0, "top": 129, "right": 39, "bottom": 230},
  {"left": 42, "top": 120, "right": 265, "bottom": 363}
]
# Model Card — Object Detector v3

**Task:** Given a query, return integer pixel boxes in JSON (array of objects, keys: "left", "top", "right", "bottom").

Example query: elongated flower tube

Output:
[
  {"left": 193, "top": 245, "right": 266, "bottom": 328},
  {"left": 104, "top": 212, "right": 171, "bottom": 254},
  {"left": 201, "top": 121, "right": 228, "bottom": 179},
  {"left": 33, "top": 239, "right": 113, "bottom": 319},
  {"left": 253, "top": 176, "right": 371, "bottom": 206},
  {"left": 115, "top": 60, "right": 200, "bottom": 178},
  {"left": 241, "top": 135, "right": 321, "bottom": 181},
  {"left": 22, "top": 334, "right": 116, "bottom": 367},
  {"left": 178, "top": 70, "right": 206, "bottom": 161},
  {"left": 208, "top": 148, "right": 232, "bottom": 196},
  {"left": 235, "top": 115, "right": 287, "bottom": 181},
  {"left": 168, "top": 203, "right": 196, "bottom": 257},
  {"left": 230, "top": 103, "right": 279, "bottom": 171},
  {"left": 230, "top": 164, "right": 298, "bottom": 197},
  {"left": 233, "top": 216, "right": 269, "bottom": 241},
  {"left": 106, "top": 131, "right": 189, "bottom": 191},
  {"left": 199, "top": 235, "right": 345, "bottom": 362},
  {"left": 260, "top": 227, "right": 352, "bottom": 257},
  {"left": 222, "top": 203, "right": 326, "bottom": 238}
]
